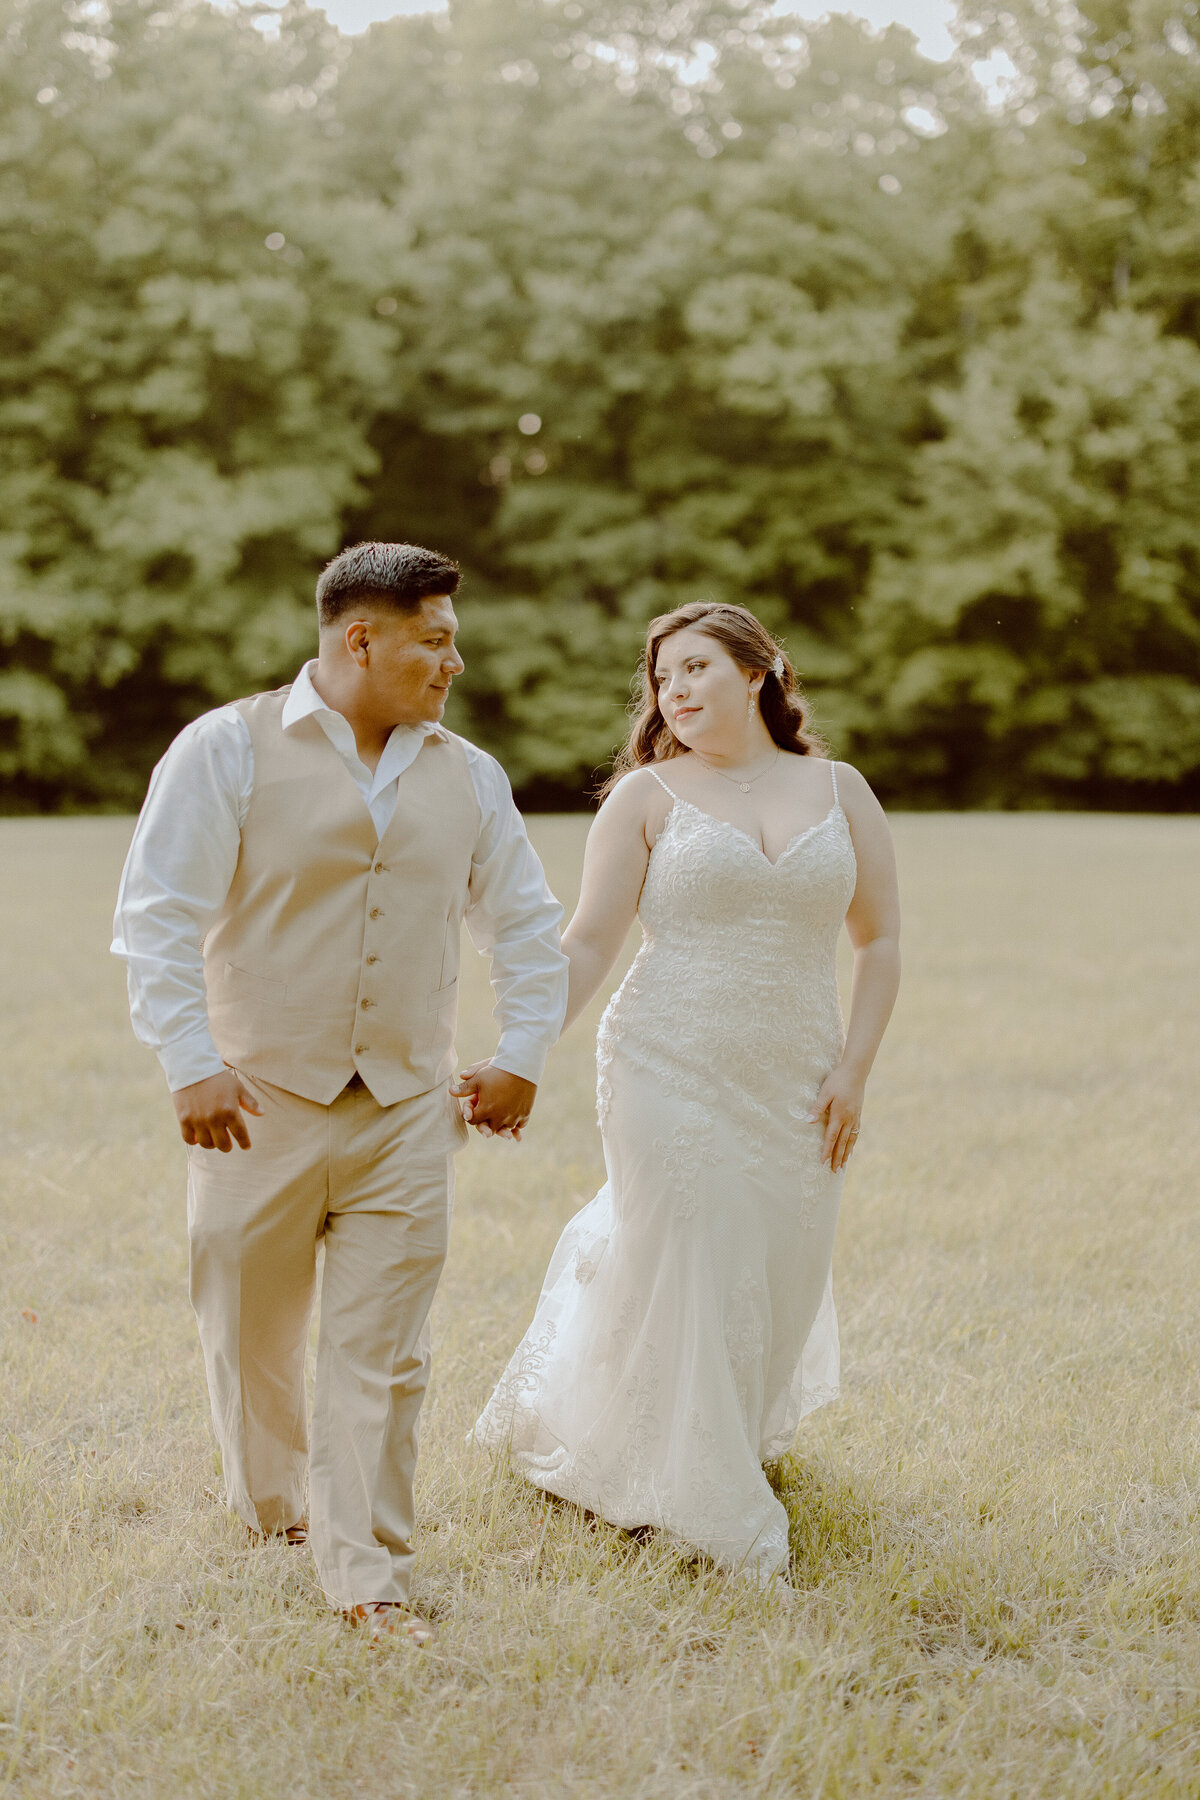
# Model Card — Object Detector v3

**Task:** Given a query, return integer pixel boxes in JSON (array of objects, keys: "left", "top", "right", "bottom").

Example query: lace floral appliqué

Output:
[{"left": 475, "top": 784, "right": 856, "bottom": 1579}]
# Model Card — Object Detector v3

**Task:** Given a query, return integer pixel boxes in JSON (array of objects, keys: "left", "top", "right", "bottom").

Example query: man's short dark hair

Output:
[{"left": 316, "top": 541, "right": 460, "bottom": 627}]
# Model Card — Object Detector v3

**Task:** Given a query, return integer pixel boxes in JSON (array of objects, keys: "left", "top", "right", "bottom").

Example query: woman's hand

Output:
[
  {"left": 808, "top": 1064, "right": 865, "bottom": 1173},
  {"left": 450, "top": 1060, "right": 535, "bottom": 1139}
]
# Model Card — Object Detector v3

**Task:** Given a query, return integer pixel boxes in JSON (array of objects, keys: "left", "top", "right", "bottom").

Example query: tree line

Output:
[{"left": 3, "top": 0, "right": 1199, "bottom": 810}]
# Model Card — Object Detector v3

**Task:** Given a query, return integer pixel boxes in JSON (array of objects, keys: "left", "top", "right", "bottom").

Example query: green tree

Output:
[
  {"left": 2, "top": 0, "right": 1199, "bottom": 811},
  {"left": 0, "top": 0, "right": 395, "bottom": 805},
  {"left": 844, "top": 0, "right": 1200, "bottom": 805},
  {"left": 858, "top": 280, "right": 1200, "bottom": 803},
  {"left": 334, "top": 0, "right": 961, "bottom": 794}
]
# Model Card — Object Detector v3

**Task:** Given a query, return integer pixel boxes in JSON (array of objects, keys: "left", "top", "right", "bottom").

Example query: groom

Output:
[{"left": 112, "top": 541, "right": 568, "bottom": 1643}]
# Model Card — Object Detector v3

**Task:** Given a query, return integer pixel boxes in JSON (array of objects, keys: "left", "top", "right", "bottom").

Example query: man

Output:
[{"left": 112, "top": 542, "right": 568, "bottom": 1645}]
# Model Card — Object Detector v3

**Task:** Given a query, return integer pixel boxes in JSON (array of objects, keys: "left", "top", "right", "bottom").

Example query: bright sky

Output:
[{"left": 318, "top": 0, "right": 960, "bottom": 62}]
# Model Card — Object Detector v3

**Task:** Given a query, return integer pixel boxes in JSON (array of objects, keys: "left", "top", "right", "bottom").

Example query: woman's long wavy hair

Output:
[{"left": 601, "top": 602, "right": 826, "bottom": 799}]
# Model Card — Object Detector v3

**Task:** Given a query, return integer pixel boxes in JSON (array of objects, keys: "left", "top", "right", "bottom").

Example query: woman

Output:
[{"left": 471, "top": 602, "right": 901, "bottom": 1583}]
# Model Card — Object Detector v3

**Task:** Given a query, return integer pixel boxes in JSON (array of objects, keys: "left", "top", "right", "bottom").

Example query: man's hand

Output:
[
  {"left": 449, "top": 1061, "right": 536, "bottom": 1140},
  {"left": 172, "top": 1069, "right": 263, "bottom": 1153}
]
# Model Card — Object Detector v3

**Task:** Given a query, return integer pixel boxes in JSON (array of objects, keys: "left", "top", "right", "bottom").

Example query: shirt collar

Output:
[{"left": 281, "top": 660, "right": 449, "bottom": 747}]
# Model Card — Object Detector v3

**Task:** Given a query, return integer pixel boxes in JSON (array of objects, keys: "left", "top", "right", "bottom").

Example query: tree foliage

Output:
[{"left": 1, "top": 0, "right": 1198, "bottom": 808}]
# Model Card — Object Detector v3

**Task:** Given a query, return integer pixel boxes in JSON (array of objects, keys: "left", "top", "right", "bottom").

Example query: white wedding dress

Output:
[{"left": 473, "top": 760, "right": 857, "bottom": 1579}]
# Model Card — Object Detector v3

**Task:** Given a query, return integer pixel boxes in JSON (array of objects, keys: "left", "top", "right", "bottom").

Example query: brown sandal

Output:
[
  {"left": 343, "top": 1601, "right": 436, "bottom": 1647},
  {"left": 247, "top": 1520, "right": 308, "bottom": 1547}
]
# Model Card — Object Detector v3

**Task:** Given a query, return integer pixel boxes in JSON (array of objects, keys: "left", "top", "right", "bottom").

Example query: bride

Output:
[{"left": 468, "top": 602, "right": 901, "bottom": 1583}]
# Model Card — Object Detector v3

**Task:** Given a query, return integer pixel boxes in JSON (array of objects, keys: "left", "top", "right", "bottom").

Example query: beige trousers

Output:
[{"left": 186, "top": 1070, "right": 467, "bottom": 1607}]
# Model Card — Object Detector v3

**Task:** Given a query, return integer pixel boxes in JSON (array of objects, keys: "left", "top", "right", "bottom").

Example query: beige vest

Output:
[{"left": 203, "top": 689, "right": 481, "bottom": 1106}]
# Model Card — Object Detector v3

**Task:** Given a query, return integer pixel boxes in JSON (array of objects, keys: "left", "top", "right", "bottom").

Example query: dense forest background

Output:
[{"left": 3, "top": 0, "right": 1200, "bottom": 810}]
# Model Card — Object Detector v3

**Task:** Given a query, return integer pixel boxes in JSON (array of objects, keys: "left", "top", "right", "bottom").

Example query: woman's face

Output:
[{"left": 653, "top": 627, "right": 759, "bottom": 750}]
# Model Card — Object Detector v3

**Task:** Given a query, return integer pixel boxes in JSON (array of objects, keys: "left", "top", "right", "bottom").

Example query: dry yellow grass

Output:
[{"left": 2, "top": 811, "right": 1199, "bottom": 1799}]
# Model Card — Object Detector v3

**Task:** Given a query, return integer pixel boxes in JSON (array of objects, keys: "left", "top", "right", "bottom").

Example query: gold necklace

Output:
[{"left": 694, "top": 747, "right": 779, "bottom": 795}]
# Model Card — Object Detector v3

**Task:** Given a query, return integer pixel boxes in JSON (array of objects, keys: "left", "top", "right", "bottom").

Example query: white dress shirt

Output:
[{"left": 112, "top": 662, "right": 568, "bottom": 1091}]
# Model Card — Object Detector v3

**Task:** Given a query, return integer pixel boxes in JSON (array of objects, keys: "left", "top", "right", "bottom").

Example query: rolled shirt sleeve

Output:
[
  {"left": 463, "top": 747, "right": 569, "bottom": 1086},
  {"left": 111, "top": 708, "right": 251, "bottom": 1092}
]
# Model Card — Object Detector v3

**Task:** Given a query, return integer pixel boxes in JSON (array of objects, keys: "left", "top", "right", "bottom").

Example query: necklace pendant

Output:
[{"left": 739, "top": 782, "right": 751, "bottom": 793}]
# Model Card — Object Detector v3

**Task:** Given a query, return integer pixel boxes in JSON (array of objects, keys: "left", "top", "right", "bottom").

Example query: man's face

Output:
[{"left": 359, "top": 594, "right": 465, "bottom": 726}]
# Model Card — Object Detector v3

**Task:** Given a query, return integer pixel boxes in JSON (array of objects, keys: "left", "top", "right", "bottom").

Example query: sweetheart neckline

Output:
[{"left": 663, "top": 795, "right": 844, "bottom": 869}]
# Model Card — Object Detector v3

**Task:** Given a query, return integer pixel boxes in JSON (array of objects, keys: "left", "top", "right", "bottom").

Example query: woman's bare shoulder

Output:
[
  {"left": 826, "top": 758, "right": 890, "bottom": 824},
  {"left": 597, "top": 764, "right": 677, "bottom": 838},
  {"left": 603, "top": 763, "right": 678, "bottom": 804},
  {"left": 825, "top": 756, "right": 868, "bottom": 786}
]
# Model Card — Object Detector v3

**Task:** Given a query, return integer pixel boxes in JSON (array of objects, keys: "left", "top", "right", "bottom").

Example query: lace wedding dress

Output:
[{"left": 473, "top": 760, "right": 858, "bottom": 1579}]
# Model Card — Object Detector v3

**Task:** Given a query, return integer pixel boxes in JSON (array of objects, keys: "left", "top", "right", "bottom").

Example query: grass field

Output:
[{"left": 2, "top": 811, "right": 1199, "bottom": 1799}]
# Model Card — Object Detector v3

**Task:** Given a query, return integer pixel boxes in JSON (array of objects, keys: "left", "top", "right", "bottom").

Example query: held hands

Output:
[
  {"left": 807, "top": 1064, "right": 865, "bottom": 1174},
  {"left": 172, "top": 1069, "right": 263, "bottom": 1152},
  {"left": 449, "top": 1061, "right": 537, "bottom": 1141}
]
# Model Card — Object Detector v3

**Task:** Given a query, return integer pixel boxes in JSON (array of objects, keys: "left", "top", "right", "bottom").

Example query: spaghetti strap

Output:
[
  {"left": 829, "top": 760, "right": 840, "bottom": 807},
  {"left": 647, "top": 767, "right": 678, "bottom": 800}
]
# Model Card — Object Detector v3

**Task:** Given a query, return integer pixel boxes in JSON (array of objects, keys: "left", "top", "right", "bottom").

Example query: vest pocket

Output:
[
  {"left": 426, "top": 978, "right": 458, "bottom": 1013},
  {"left": 223, "top": 963, "right": 288, "bottom": 1003}
]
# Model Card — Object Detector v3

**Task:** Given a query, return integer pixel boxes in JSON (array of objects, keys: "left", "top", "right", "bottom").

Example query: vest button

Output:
[
  {"left": 360, "top": 997, "right": 373, "bottom": 1009},
  {"left": 355, "top": 1044, "right": 368, "bottom": 1055},
  {"left": 373, "top": 861, "right": 386, "bottom": 874},
  {"left": 369, "top": 907, "right": 382, "bottom": 919},
  {"left": 365, "top": 954, "right": 379, "bottom": 964}
]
